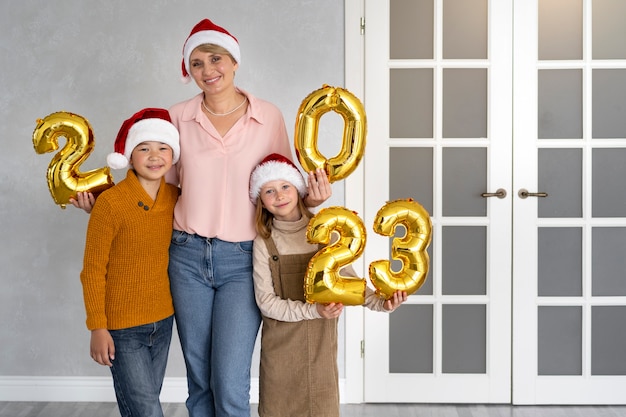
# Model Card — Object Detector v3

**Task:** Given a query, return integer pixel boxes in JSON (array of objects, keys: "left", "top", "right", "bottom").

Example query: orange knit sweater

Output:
[{"left": 80, "top": 170, "right": 178, "bottom": 330}]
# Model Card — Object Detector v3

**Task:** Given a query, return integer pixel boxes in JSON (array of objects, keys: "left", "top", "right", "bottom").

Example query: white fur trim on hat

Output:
[
  {"left": 106, "top": 119, "right": 180, "bottom": 170},
  {"left": 249, "top": 159, "right": 307, "bottom": 203}
]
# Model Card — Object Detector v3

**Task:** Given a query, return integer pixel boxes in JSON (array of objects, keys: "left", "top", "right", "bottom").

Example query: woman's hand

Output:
[
  {"left": 304, "top": 168, "right": 332, "bottom": 208},
  {"left": 383, "top": 290, "right": 408, "bottom": 312},
  {"left": 316, "top": 302, "right": 344, "bottom": 319},
  {"left": 69, "top": 191, "right": 95, "bottom": 214}
]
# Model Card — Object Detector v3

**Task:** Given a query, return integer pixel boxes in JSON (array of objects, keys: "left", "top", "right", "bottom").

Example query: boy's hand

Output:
[
  {"left": 90, "top": 328, "right": 115, "bottom": 367},
  {"left": 69, "top": 191, "right": 95, "bottom": 214}
]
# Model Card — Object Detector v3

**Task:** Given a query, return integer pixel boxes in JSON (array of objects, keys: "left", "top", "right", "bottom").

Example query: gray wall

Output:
[{"left": 0, "top": 0, "right": 345, "bottom": 379}]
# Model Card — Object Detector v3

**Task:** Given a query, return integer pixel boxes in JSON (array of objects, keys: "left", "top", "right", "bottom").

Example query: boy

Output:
[{"left": 80, "top": 108, "right": 180, "bottom": 417}]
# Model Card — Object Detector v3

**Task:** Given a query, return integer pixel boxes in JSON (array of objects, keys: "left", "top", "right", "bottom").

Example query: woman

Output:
[
  {"left": 72, "top": 18, "right": 330, "bottom": 417},
  {"left": 167, "top": 19, "right": 331, "bottom": 417}
]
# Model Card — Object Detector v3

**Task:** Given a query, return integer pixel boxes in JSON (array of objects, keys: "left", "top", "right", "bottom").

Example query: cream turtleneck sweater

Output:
[{"left": 252, "top": 215, "right": 386, "bottom": 322}]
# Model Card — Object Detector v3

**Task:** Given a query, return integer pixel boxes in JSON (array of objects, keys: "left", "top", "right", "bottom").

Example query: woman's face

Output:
[{"left": 188, "top": 48, "right": 238, "bottom": 94}]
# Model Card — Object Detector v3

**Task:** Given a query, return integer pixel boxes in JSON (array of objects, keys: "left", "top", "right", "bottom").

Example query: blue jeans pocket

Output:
[{"left": 170, "top": 229, "right": 192, "bottom": 246}]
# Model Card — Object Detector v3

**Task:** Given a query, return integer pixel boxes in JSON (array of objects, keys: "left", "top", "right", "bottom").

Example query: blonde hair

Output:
[
  {"left": 254, "top": 197, "right": 313, "bottom": 239},
  {"left": 195, "top": 44, "right": 237, "bottom": 63}
]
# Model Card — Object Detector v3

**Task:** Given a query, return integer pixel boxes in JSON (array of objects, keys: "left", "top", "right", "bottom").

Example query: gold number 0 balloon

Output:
[
  {"left": 295, "top": 85, "right": 366, "bottom": 182},
  {"left": 305, "top": 206, "right": 367, "bottom": 305},
  {"left": 369, "top": 199, "right": 432, "bottom": 299},
  {"left": 33, "top": 111, "right": 114, "bottom": 209}
]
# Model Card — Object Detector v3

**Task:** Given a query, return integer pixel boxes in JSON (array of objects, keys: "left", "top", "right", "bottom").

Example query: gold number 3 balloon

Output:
[
  {"left": 305, "top": 206, "right": 367, "bottom": 306},
  {"left": 32, "top": 111, "right": 114, "bottom": 209},
  {"left": 369, "top": 199, "right": 432, "bottom": 299},
  {"left": 295, "top": 85, "right": 366, "bottom": 183}
]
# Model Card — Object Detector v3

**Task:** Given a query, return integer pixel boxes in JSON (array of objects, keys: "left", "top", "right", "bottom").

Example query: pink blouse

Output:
[{"left": 167, "top": 89, "right": 292, "bottom": 242}]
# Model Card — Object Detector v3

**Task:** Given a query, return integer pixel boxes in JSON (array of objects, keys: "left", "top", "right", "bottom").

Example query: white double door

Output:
[{"left": 344, "top": 0, "right": 626, "bottom": 405}]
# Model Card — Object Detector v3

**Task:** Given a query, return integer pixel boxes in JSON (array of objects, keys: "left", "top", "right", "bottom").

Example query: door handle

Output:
[
  {"left": 481, "top": 188, "right": 507, "bottom": 199},
  {"left": 518, "top": 188, "right": 548, "bottom": 199}
]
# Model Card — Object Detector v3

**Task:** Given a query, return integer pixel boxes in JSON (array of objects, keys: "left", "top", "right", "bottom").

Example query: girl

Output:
[{"left": 250, "top": 153, "right": 407, "bottom": 417}]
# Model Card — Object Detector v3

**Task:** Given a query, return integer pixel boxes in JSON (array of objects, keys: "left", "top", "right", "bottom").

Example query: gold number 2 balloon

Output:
[
  {"left": 294, "top": 85, "right": 367, "bottom": 183},
  {"left": 305, "top": 206, "right": 367, "bottom": 305},
  {"left": 369, "top": 199, "right": 432, "bottom": 299},
  {"left": 32, "top": 111, "right": 114, "bottom": 209}
]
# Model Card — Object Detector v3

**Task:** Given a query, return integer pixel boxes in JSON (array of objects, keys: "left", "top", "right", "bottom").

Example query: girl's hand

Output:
[
  {"left": 383, "top": 290, "right": 408, "bottom": 312},
  {"left": 304, "top": 168, "right": 332, "bottom": 208},
  {"left": 69, "top": 191, "right": 95, "bottom": 214},
  {"left": 90, "top": 328, "right": 115, "bottom": 367},
  {"left": 316, "top": 302, "right": 344, "bottom": 319}
]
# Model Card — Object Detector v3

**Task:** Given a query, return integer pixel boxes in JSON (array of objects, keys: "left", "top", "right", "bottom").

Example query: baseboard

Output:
[{"left": 0, "top": 377, "right": 346, "bottom": 403}]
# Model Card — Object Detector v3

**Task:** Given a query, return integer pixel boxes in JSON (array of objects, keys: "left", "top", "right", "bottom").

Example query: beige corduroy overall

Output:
[{"left": 258, "top": 237, "right": 339, "bottom": 417}]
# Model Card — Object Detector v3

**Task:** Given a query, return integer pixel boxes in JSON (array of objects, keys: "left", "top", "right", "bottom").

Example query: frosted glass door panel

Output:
[
  {"left": 390, "top": 148, "right": 433, "bottom": 212},
  {"left": 443, "top": 69, "right": 487, "bottom": 138},
  {"left": 390, "top": 0, "right": 433, "bottom": 59},
  {"left": 592, "top": 69, "right": 626, "bottom": 139},
  {"left": 442, "top": 148, "right": 487, "bottom": 216},
  {"left": 538, "top": 306, "right": 582, "bottom": 375},
  {"left": 442, "top": 226, "right": 486, "bottom": 295},
  {"left": 592, "top": 0, "right": 626, "bottom": 59},
  {"left": 538, "top": 70, "right": 582, "bottom": 139},
  {"left": 538, "top": 227, "right": 582, "bottom": 297},
  {"left": 442, "top": 304, "right": 486, "bottom": 373},
  {"left": 389, "top": 305, "right": 434, "bottom": 373},
  {"left": 390, "top": 69, "right": 433, "bottom": 138},
  {"left": 592, "top": 228, "right": 626, "bottom": 296},
  {"left": 443, "top": 0, "right": 487, "bottom": 59},
  {"left": 592, "top": 149, "right": 626, "bottom": 217},
  {"left": 592, "top": 306, "right": 626, "bottom": 375},
  {"left": 538, "top": 0, "right": 582, "bottom": 60},
  {"left": 537, "top": 149, "right": 582, "bottom": 218}
]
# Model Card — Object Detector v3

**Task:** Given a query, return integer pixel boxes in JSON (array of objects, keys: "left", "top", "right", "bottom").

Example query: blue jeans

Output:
[
  {"left": 109, "top": 315, "right": 173, "bottom": 417},
  {"left": 169, "top": 232, "right": 261, "bottom": 417}
]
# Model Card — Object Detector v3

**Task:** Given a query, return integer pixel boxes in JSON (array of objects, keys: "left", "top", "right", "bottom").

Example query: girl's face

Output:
[
  {"left": 259, "top": 180, "right": 301, "bottom": 222},
  {"left": 189, "top": 48, "right": 238, "bottom": 94},
  {"left": 129, "top": 141, "right": 173, "bottom": 183}
]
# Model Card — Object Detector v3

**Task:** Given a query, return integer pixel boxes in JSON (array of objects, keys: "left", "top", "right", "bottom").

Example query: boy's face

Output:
[{"left": 129, "top": 141, "right": 174, "bottom": 182}]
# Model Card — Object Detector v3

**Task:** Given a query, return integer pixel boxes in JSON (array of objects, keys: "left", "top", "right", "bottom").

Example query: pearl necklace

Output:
[{"left": 202, "top": 96, "right": 248, "bottom": 116}]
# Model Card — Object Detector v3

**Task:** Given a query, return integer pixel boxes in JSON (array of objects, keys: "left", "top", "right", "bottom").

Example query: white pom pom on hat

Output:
[
  {"left": 249, "top": 153, "right": 307, "bottom": 203},
  {"left": 181, "top": 18, "right": 241, "bottom": 84},
  {"left": 106, "top": 108, "right": 180, "bottom": 170}
]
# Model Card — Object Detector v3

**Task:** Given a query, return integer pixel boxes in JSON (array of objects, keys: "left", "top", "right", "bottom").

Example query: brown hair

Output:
[{"left": 254, "top": 197, "right": 314, "bottom": 239}]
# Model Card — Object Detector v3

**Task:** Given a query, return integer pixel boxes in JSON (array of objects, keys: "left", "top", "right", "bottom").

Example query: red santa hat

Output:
[
  {"left": 181, "top": 18, "right": 241, "bottom": 84},
  {"left": 107, "top": 108, "right": 180, "bottom": 170},
  {"left": 249, "top": 153, "right": 307, "bottom": 203}
]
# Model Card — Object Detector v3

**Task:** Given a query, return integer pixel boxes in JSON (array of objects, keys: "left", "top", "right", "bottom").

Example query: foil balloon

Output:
[
  {"left": 33, "top": 111, "right": 114, "bottom": 209},
  {"left": 294, "top": 85, "right": 367, "bottom": 183},
  {"left": 369, "top": 199, "right": 432, "bottom": 299},
  {"left": 305, "top": 206, "right": 367, "bottom": 305}
]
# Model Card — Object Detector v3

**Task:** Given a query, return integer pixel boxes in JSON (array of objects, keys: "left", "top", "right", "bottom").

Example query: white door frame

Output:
[{"left": 343, "top": 0, "right": 367, "bottom": 404}]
